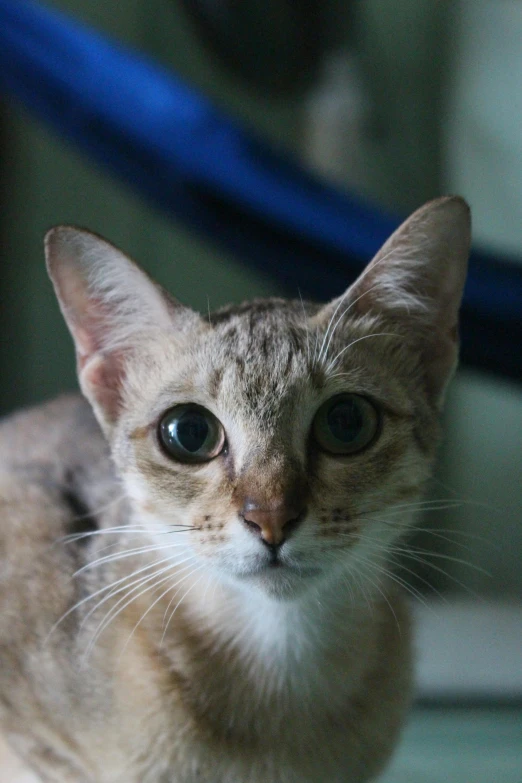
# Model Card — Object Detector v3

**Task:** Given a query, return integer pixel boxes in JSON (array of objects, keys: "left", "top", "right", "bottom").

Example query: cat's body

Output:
[
  {"left": 0, "top": 395, "right": 411, "bottom": 783},
  {"left": 0, "top": 198, "right": 470, "bottom": 782}
]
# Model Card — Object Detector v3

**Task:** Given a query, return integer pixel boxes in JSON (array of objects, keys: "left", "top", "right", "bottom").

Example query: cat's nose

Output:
[{"left": 240, "top": 500, "right": 304, "bottom": 547}]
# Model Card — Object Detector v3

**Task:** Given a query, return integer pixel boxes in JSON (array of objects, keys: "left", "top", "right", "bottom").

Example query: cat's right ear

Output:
[
  {"left": 45, "top": 227, "right": 202, "bottom": 433},
  {"left": 315, "top": 197, "right": 471, "bottom": 406}
]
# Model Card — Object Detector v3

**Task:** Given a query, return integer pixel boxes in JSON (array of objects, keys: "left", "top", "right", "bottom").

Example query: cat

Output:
[{"left": 0, "top": 196, "right": 470, "bottom": 782}]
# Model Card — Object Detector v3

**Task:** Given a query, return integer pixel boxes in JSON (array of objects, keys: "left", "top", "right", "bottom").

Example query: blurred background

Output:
[{"left": 0, "top": 1, "right": 521, "bottom": 779}]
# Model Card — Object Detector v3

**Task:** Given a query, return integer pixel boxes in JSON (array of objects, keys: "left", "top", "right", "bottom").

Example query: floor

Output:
[{"left": 380, "top": 706, "right": 522, "bottom": 783}]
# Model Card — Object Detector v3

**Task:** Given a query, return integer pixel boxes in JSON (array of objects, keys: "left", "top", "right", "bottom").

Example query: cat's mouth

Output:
[
  {"left": 250, "top": 558, "right": 321, "bottom": 579},
  {"left": 239, "top": 558, "right": 323, "bottom": 599},
  {"left": 220, "top": 549, "right": 322, "bottom": 592}
]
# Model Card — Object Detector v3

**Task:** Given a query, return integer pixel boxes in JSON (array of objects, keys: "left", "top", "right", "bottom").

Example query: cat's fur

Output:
[{"left": 0, "top": 197, "right": 470, "bottom": 782}]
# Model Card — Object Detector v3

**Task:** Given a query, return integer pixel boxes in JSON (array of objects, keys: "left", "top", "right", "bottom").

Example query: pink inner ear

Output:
[
  {"left": 74, "top": 326, "right": 97, "bottom": 369},
  {"left": 81, "top": 352, "right": 127, "bottom": 423},
  {"left": 68, "top": 294, "right": 114, "bottom": 369}
]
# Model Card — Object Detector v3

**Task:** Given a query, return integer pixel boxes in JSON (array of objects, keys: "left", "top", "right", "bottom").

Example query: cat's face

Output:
[
  {"left": 110, "top": 303, "right": 436, "bottom": 600},
  {"left": 46, "top": 197, "right": 471, "bottom": 599}
]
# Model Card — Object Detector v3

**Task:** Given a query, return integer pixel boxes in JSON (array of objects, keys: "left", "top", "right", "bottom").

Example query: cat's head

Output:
[{"left": 45, "top": 197, "right": 470, "bottom": 600}]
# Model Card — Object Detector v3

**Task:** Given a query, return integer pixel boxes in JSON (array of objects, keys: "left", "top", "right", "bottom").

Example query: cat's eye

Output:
[
  {"left": 158, "top": 405, "right": 225, "bottom": 463},
  {"left": 312, "top": 394, "right": 380, "bottom": 455}
]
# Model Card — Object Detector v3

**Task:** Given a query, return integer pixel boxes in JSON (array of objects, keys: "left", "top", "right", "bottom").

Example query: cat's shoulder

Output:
[
  {"left": 0, "top": 394, "right": 113, "bottom": 497},
  {"left": 0, "top": 393, "right": 101, "bottom": 461},
  {"left": 0, "top": 393, "right": 116, "bottom": 566},
  {"left": 0, "top": 394, "right": 118, "bottom": 642}
]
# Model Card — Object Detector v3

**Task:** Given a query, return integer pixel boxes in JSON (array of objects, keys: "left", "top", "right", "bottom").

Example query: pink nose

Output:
[{"left": 241, "top": 501, "right": 304, "bottom": 547}]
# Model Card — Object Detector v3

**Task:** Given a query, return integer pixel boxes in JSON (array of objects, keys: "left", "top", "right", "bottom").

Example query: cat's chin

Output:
[{"left": 235, "top": 562, "right": 323, "bottom": 601}]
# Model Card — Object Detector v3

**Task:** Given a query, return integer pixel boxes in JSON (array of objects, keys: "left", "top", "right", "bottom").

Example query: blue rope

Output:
[{"left": 1, "top": 0, "right": 521, "bottom": 381}]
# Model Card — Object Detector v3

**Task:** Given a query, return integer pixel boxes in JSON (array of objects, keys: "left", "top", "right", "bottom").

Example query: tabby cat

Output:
[{"left": 0, "top": 197, "right": 470, "bottom": 782}]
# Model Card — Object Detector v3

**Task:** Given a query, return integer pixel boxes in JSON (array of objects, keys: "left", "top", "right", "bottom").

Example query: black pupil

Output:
[
  {"left": 174, "top": 412, "right": 209, "bottom": 453},
  {"left": 327, "top": 399, "right": 363, "bottom": 443}
]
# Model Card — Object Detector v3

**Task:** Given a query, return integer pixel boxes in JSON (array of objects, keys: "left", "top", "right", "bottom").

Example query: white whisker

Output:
[
  {"left": 349, "top": 551, "right": 431, "bottom": 609},
  {"left": 398, "top": 547, "right": 490, "bottom": 576},
  {"left": 315, "top": 288, "right": 352, "bottom": 368},
  {"left": 318, "top": 281, "right": 384, "bottom": 368},
  {"left": 45, "top": 553, "right": 190, "bottom": 642},
  {"left": 325, "top": 332, "right": 398, "bottom": 374},
  {"left": 298, "top": 289, "right": 311, "bottom": 365},
  {"left": 78, "top": 555, "right": 195, "bottom": 631},
  {"left": 82, "top": 558, "right": 198, "bottom": 662},
  {"left": 74, "top": 540, "right": 191, "bottom": 575},
  {"left": 118, "top": 564, "right": 205, "bottom": 659},
  {"left": 82, "top": 572, "right": 176, "bottom": 664},
  {"left": 389, "top": 550, "right": 482, "bottom": 599},
  {"left": 59, "top": 524, "right": 194, "bottom": 546},
  {"left": 162, "top": 569, "right": 206, "bottom": 643}
]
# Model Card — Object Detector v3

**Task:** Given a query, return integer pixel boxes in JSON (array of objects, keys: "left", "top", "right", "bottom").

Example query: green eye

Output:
[
  {"left": 313, "top": 394, "right": 380, "bottom": 455},
  {"left": 158, "top": 405, "right": 225, "bottom": 463}
]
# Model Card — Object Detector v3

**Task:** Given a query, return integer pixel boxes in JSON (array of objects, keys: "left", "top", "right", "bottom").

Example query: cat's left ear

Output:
[
  {"left": 318, "top": 196, "right": 471, "bottom": 405},
  {"left": 45, "top": 227, "right": 202, "bottom": 433}
]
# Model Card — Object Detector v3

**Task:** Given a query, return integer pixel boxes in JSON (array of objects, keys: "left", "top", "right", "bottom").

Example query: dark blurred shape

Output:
[{"left": 179, "top": 0, "right": 327, "bottom": 96}]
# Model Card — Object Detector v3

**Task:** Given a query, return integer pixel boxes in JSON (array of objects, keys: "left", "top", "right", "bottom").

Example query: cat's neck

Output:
[{"left": 159, "top": 561, "right": 381, "bottom": 690}]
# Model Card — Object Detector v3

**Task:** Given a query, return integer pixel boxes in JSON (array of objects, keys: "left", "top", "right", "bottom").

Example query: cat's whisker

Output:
[
  {"left": 392, "top": 502, "right": 464, "bottom": 512},
  {"left": 161, "top": 569, "right": 207, "bottom": 644},
  {"left": 83, "top": 558, "right": 199, "bottom": 662},
  {"left": 346, "top": 528, "right": 479, "bottom": 561},
  {"left": 318, "top": 281, "right": 384, "bottom": 368},
  {"left": 394, "top": 546, "right": 491, "bottom": 577},
  {"left": 315, "top": 286, "right": 352, "bottom": 368},
  {"left": 362, "top": 518, "right": 500, "bottom": 550},
  {"left": 375, "top": 499, "right": 464, "bottom": 513},
  {"left": 94, "top": 541, "right": 124, "bottom": 556},
  {"left": 350, "top": 563, "right": 403, "bottom": 635},
  {"left": 332, "top": 533, "right": 446, "bottom": 601},
  {"left": 428, "top": 476, "right": 503, "bottom": 514},
  {"left": 78, "top": 559, "right": 189, "bottom": 635},
  {"left": 298, "top": 289, "right": 311, "bottom": 365},
  {"left": 46, "top": 553, "right": 191, "bottom": 642},
  {"left": 347, "top": 518, "right": 485, "bottom": 552},
  {"left": 59, "top": 527, "right": 157, "bottom": 545},
  {"left": 359, "top": 494, "right": 502, "bottom": 519},
  {"left": 348, "top": 568, "right": 375, "bottom": 616},
  {"left": 406, "top": 526, "right": 502, "bottom": 552},
  {"left": 341, "top": 536, "right": 449, "bottom": 601},
  {"left": 60, "top": 522, "right": 196, "bottom": 546},
  {"left": 348, "top": 551, "right": 431, "bottom": 610},
  {"left": 387, "top": 551, "right": 482, "bottom": 600},
  {"left": 379, "top": 541, "right": 484, "bottom": 597},
  {"left": 325, "top": 332, "right": 399, "bottom": 375},
  {"left": 74, "top": 540, "right": 192, "bottom": 575},
  {"left": 384, "top": 555, "right": 448, "bottom": 603},
  {"left": 315, "top": 242, "right": 398, "bottom": 370},
  {"left": 332, "top": 528, "right": 486, "bottom": 599},
  {"left": 81, "top": 572, "right": 177, "bottom": 665},
  {"left": 58, "top": 490, "right": 130, "bottom": 527},
  {"left": 335, "top": 527, "right": 488, "bottom": 574},
  {"left": 118, "top": 564, "right": 206, "bottom": 660},
  {"left": 344, "top": 558, "right": 394, "bottom": 617}
]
